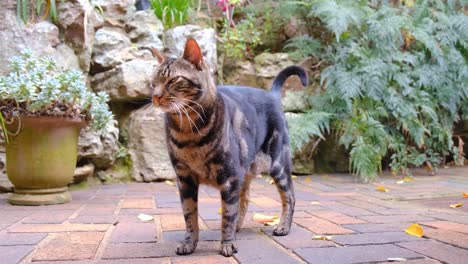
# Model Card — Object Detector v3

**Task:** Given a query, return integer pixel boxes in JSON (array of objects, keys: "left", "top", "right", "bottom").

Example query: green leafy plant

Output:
[
  {"left": 150, "top": 0, "right": 193, "bottom": 28},
  {"left": 17, "top": 0, "right": 61, "bottom": 24},
  {"left": 286, "top": 0, "right": 468, "bottom": 181},
  {"left": 0, "top": 49, "right": 114, "bottom": 136}
]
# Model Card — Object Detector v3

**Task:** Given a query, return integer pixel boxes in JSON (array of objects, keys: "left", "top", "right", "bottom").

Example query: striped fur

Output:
[{"left": 151, "top": 38, "right": 306, "bottom": 257}]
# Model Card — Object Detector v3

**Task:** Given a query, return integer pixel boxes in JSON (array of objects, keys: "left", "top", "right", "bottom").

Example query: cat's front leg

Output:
[
  {"left": 176, "top": 174, "right": 199, "bottom": 255},
  {"left": 219, "top": 178, "right": 240, "bottom": 257}
]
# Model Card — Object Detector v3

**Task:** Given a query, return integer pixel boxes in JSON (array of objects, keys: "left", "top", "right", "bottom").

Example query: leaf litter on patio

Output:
[
  {"left": 253, "top": 213, "right": 279, "bottom": 226},
  {"left": 137, "top": 213, "right": 154, "bottom": 222},
  {"left": 405, "top": 223, "right": 424, "bottom": 237},
  {"left": 450, "top": 203, "right": 463, "bottom": 208}
]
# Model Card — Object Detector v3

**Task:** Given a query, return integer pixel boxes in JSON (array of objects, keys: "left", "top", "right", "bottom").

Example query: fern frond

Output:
[{"left": 287, "top": 111, "right": 332, "bottom": 154}]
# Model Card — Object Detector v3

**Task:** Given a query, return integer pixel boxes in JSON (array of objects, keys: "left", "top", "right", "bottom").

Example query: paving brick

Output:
[
  {"left": 79, "top": 207, "right": 116, "bottom": 216},
  {"left": 398, "top": 240, "right": 468, "bottom": 264},
  {"left": 0, "top": 224, "right": 10, "bottom": 231},
  {"left": 332, "top": 231, "right": 422, "bottom": 246},
  {"left": 118, "top": 208, "right": 160, "bottom": 215},
  {"left": 339, "top": 200, "right": 390, "bottom": 212},
  {"left": 102, "top": 241, "right": 218, "bottom": 259},
  {"left": 0, "top": 211, "right": 32, "bottom": 224},
  {"left": 122, "top": 199, "right": 155, "bottom": 209},
  {"left": 99, "top": 258, "right": 171, "bottom": 264},
  {"left": 380, "top": 259, "right": 442, "bottom": 264},
  {"left": 0, "top": 245, "right": 35, "bottom": 264},
  {"left": 111, "top": 222, "right": 156, "bottom": 243},
  {"left": 70, "top": 215, "right": 119, "bottom": 224},
  {"left": 343, "top": 222, "right": 410, "bottom": 233},
  {"left": 294, "top": 244, "right": 423, "bottom": 264},
  {"left": 420, "top": 221, "right": 468, "bottom": 234},
  {"left": 423, "top": 228, "right": 468, "bottom": 249},
  {"left": 234, "top": 237, "right": 300, "bottom": 264},
  {"left": 250, "top": 196, "right": 282, "bottom": 208},
  {"left": 307, "top": 210, "right": 367, "bottom": 224},
  {"left": 32, "top": 232, "right": 104, "bottom": 261},
  {"left": 358, "top": 214, "right": 435, "bottom": 224},
  {"left": 0, "top": 233, "right": 47, "bottom": 245},
  {"left": 8, "top": 223, "right": 110, "bottom": 233},
  {"left": 266, "top": 225, "right": 334, "bottom": 249},
  {"left": 171, "top": 255, "right": 234, "bottom": 264},
  {"left": 322, "top": 203, "right": 376, "bottom": 216},
  {"left": 294, "top": 216, "right": 355, "bottom": 235},
  {"left": 22, "top": 210, "right": 74, "bottom": 224},
  {"left": 160, "top": 214, "right": 186, "bottom": 231}
]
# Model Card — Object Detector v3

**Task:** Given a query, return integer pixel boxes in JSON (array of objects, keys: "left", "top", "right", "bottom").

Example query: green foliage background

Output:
[{"left": 283, "top": 0, "right": 468, "bottom": 180}]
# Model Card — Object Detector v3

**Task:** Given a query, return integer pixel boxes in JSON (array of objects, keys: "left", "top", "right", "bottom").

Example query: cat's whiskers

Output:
[
  {"left": 175, "top": 101, "right": 201, "bottom": 135},
  {"left": 169, "top": 101, "right": 184, "bottom": 132},
  {"left": 180, "top": 98, "right": 206, "bottom": 117},
  {"left": 178, "top": 100, "right": 205, "bottom": 124}
]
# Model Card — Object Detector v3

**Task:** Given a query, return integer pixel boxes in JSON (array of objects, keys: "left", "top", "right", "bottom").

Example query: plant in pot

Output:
[{"left": 0, "top": 50, "right": 113, "bottom": 205}]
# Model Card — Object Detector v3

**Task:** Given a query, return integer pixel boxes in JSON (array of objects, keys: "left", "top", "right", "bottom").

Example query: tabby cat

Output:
[{"left": 150, "top": 38, "right": 307, "bottom": 257}]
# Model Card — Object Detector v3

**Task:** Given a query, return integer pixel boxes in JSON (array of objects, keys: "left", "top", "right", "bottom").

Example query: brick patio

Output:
[{"left": 1, "top": 166, "right": 468, "bottom": 264}]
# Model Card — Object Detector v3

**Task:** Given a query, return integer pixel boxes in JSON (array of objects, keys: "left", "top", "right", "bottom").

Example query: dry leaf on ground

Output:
[
  {"left": 396, "top": 180, "right": 405, "bottom": 184},
  {"left": 137, "top": 213, "right": 154, "bottom": 222},
  {"left": 305, "top": 177, "right": 311, "bottom": 183},
  {"left": 292, "top": 175, "right": 298, "bottom": 179},
  {"left": 463, "top": 192, "right": 468, "bottom": 198},
  {"left": 405, "top": 223, "right": 424, "bottom": 237},
  {"left": 310, "top": 201, "right": 321, "bottom": 205},
  {"left": 376, "top": 185, "right": 389, "bottom": 192},
  {"left": 164, "top": 180, "right": 175, "bottom": 186},
  {"left": 312, "top": 235, "right": 332, "bottom": 241},
  {"left": 218, "top": 208, "right": 223, "bottom": 214},
  {"left": 450, "top": 203, "right": 463, "bottom": 208},
  {"left": 253, "top": 213, "right": 279, "bottom": 225},
  {"left": 264, "top": 218, "right": 280, "bottom": 226},
  {"left": 403, "top": 176, "right": 414, "bottom": 182},
  {"left": 268, "top": 179, "right": 274, "bottom": 185}
]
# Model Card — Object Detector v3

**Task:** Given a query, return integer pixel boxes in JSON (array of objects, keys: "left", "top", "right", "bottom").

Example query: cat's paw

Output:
[
  {"left": 219, "top": 241, "right": 238, "bottom": 257},
  {"left": 273, "top": 225, "right": 290, "bottom": 236},
  {"left": 176, "top": 241, "right": 196, "bottom": 255}
]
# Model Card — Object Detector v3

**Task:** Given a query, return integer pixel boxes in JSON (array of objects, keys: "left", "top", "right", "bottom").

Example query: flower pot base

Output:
[{"left": 8, "top": 188, "right": 71, "bottom": 206}]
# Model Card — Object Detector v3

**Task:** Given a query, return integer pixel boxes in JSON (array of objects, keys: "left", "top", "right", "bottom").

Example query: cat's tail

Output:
[{"left": 270, "top": 66, "right": 308, "bottom": 100}]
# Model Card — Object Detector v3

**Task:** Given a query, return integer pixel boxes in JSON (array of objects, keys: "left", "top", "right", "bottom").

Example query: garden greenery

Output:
[
  {"left": 150, "top": 0, "right": 193, "bottom": 28},
  {"left": 0, "top": 50, "right": 114, "bottom": 134},
  {"left": 284, "top": 0, "right": 468, "bottom": 180}
]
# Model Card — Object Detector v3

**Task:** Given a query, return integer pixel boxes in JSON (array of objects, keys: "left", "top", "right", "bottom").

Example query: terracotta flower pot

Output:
[{"left": 6, "top": 116, "right": 85, "bottom": 205}]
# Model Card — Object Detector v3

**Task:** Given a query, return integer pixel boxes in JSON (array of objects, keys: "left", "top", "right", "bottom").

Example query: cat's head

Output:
[{"left": 150, "top": 38, "right": 216, "bottom": 113}]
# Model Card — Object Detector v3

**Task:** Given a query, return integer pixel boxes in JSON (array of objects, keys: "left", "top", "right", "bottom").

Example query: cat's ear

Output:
[
  {"left": 150, "top": 47, "right": 165, "bottom": 64},
  {"left": 183, "top": 38, "right": 203, "bottom": 70}
]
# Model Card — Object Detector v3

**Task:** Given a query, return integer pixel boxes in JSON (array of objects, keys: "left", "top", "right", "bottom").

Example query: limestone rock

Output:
[
  {"left": 253, "top": 52, "right": 302, "bottom": 90},
  {"left": 78, "top": 120, "right": 119, "bottom": 169},
  {"left": 0, "top": 10, "right": 80, "bottom": 75},
  {"left": 93, "top": 0, "right": 136, "bottom": 28},
  {"left": 0, "top": 150, "right": 12, "bottom": 193},
  {"left": 74, "top": 163, "right": 95, "bottom": 183},
  {"left": 91, "top": 59, "right": 158, "bottom": 100},
  {"left": 282, "top": 90, "right": 309, "bottom": 112},
  {"left": 128, "top": 108, "right": 176, "bottom": 182},
  {"left": 164, "top": 25, "right": 217, "bottom": 74},
  {"left": 223, "top": 60, "right": 259, "bottom": 88},
  {"left": 57, "top": 0, "right": 102, "bottom": 72},
  {"left": 91, "top": 27, "right": 135, "bottom": 72},
  {"left": 126, "top": 10, "right": 164, "bottom": 51}
]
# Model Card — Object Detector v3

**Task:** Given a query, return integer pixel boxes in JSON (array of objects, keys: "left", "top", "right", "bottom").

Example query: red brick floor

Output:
[{"left": 1, "top": 166, "right": 468, "bottom": 263}]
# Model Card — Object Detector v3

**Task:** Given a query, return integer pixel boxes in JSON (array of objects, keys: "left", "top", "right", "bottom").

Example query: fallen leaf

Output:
[
  {"left": 405, "top": 223, "right": 424, "bottom": 237},
  {"left": 268, "top": 179, "right": 274, "bottom": 185},
  {"left": 403, "top": 176, "right": 414, "bottom": 182},
  {"left": 376, "top": 185, "right": 389, "bottom": 192},
  {"left": 450, "top": 203, "right": 462, "bottom": 208},
  {"left": 305, "top": 177, "right": 311, "bottom": 183},
  {"left": 310, "top": 201, "right": 321, "bottom": 205},
  {"left": 396, "top": 180, "right": 405, "bottom": 185},
  {"left": 264, "top": 218, "right": 280, "bottom": 226},
  {"left": 165, "top": 180, "right": 175, "bottom": 186},
  {"left": 463, "top": 192, "right": 468, "bottom": 198},
  {"left": 253, "top": 213, "right": 278, "bottom": 225},
  {"left": 218, "top": 208, "right": 223, "bottom": 214},
  {"left": 137, "top": 213, "right": 154, "bottom": 222},
  {"left": 387, "top": 257, "right": 407, "bottom": 262},
  {"left": 292, "top": 175, "right": 298, "bottom": 179},
  {"left": 312, "top": 235, "right": 332, "bottom": 241}
]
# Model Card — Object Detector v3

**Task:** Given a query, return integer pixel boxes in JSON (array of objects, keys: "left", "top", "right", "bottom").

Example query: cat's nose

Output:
[{"left": 152, "top": 95, "right": 162, "bottom": 105}]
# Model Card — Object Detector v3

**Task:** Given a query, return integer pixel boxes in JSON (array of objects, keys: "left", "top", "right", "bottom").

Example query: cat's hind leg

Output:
[
  {"left": 270, "top": 145, "right": 295, "bottom": 236},
  {"left": 175, "top": 174, "right": 199, "bottom": 255},
  {"left": 236, "top": 173, "right": 254, "bottom": 232}
]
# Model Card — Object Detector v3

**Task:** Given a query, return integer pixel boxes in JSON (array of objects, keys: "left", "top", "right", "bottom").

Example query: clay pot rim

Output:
[{"left": 6, "top": 115, "right": 87, "bottom": 129}]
